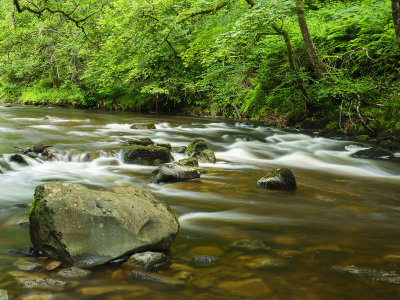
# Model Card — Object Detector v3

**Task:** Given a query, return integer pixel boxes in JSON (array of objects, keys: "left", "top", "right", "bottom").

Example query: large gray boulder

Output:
[
  {"left": 29, "top": 183, "right": 179, "bottom": 268},
  {"left": 257, "top": 168, "right": 296, "bottom": 190},
  {"left": 185, "top": 139, "right": 216, "bottom": 163}
]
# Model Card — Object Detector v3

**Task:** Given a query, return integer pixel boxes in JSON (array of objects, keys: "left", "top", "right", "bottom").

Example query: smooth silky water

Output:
[{"left": 0, "top": 105, "right": 399, "bottom": 299}]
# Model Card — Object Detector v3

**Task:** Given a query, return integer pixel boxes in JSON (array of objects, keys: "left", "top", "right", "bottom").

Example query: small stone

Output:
[
  {"left": 193, "top": 255, "right": 218, "bottom": 266},
  {"left": 257, "top": 168, "right": 296, "bottom": 190},
  {"left": 46, "top": 261, "right": 62, "bottom": 271},
  {"left": 185, "top": 139, "right": 216, "bottom": 163},
  {"left": 16, "top": 276, "right": 67, "bottom": 289},
  {"left": 77, "top": 285, "right": 149, "bottom": 296},
  {"left": 245, "top": 257, "right": 288, "bottom": 270},
  {"left": 57, "top": 267, "right": 92, "bottom": 279},
  {"left": 14, "top": 259, "right": 42, "bottom": 272},
  {"left": 131, "top": 271, "right": 183, "bottom": 285},
  {"left": 218, "top": 278, "right": 270, "bottom": 297},
  {"left": 169, "top": 263, "right": 194, "bottom": 272},
  {"left": 123, "top": 252, "right": 170, "bottom": 271},
  {"left": 0, "top": 289, "right": 8, "bottom": 300},
  {"left": 230, "top": 239, "right": 268, "bottom": 252},
  {"left": 174, "top": 271, "right": 192, "bottom": 281}
]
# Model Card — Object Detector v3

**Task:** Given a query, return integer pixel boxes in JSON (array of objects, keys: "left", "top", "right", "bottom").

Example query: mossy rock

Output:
[
  {"left": 130, "top": 122, "right": 156, "bottom": 130},
  {"left": 185, "top": 139, "right": 216, "bottom": 164},
  {"left": 122, "top": 137, "right": 154, "bottom": 147},
  {"left": 351, "top": 147, "right": 394, "bottom": 159},
  {"left": 156, "top": 143, "right": 172, "bottom": 151},
  {"left": 123, "top": 145, "right": 172, "bottom": 165},
  {"left": 257, "top": 168, "right": 296, "bottom": 190},
  {"left": 178, "top": 157, "right": 199, "bottom": 167}
]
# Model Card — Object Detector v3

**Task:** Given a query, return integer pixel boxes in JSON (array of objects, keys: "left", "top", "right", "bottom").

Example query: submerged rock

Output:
[
  {"left": 185, "top": 139, "right": 216, "bottom": 163},
  {"left": 257, "top": 168, "right": 296, "bottom": 190},
  {"left": 351, "top": 147, "right": 394, "bottom": 159},
  {"left": 130, "top": 122, "right": 156, "bottom": 130},
  {"left": 193, "top": 255, "right": 218, "bottom": 266},
  {"left": 230, "top": 239, "right": 269, "bottom": 252},
  {"left": 57, "top": 267, "right": 92, "bottom": 279},
  {"left": 154, "top": 164, "right": 200, "bottom": 184},
  {"left": 218, "top": 278, "right": 270, "bottom": 298},
  {"left": 123, "top": 251, "right": 170, "bottom": 271},
  {"left": 131, "top": 270, "right": 183, "bottom": 285},
  {"left": 14, "top": 259, "right": 42, "bottom": 272},
  {"left": 332, "top": 265, "right": 400, "bottom": 284},
  {"left": 245, "top": 257, "right": 288, "bottom": 270},
  {"left": 123, "top": 145, "right": 172, "bottom": 165},
  {"left": 29, "top": 183, "right": 179, "bottom": 268}
]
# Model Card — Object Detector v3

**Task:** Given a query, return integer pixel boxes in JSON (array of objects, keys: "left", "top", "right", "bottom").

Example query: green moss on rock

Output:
[
  {"left": 257, "top": 168, "right": 296, "bottom": 190},
  {"left": 123, "top": 145, "right": 172, "bottom": 165},
  {"left": 185, "top": 139, "right": 216, "bottom": 163}
]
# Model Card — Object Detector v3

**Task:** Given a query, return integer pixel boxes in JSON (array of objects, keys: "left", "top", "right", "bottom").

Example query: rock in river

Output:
[
  {"left": 185, "top": 139, "right": 216, "bottom": 163},
  {"left": 123, "top": 145, "right": 172, "bottom": 165},
  {"left": 257, "top": 168, "right": 296, "bottom": 190},
  {"left": 154, "top": 164, "right": 200, "bottom": 184},
  {"left": 29, "top": 183, "right": 179, "bottom": 268},
  {"left": 351, "top": 147, "right": 394, "bottom": 159},
  {"left": 130, "top": 122, "right": 156, "bottom": 130},
  {"left": 123, "top": 251, "right": 170, "bottom": 271}
]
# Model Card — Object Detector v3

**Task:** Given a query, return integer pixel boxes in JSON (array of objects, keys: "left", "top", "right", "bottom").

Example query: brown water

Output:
[{"left": 0, "top": 105, "right": 400, "bottom": 299}]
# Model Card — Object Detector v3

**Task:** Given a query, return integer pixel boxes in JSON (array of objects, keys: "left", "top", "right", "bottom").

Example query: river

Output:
[{"left": 0, "top": 105, "right": 400, "bottom": 299}]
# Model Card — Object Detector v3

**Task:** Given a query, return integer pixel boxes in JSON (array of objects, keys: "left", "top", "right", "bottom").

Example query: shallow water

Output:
[{"left": 1, "top": 105, "right": 400, "bottom": 299}]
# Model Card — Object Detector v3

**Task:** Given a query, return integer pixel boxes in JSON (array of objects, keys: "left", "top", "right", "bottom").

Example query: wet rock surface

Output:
[
  {"left": 257, "top": 168, "right": 297, "bottom": 190},
  {"left": 193, "top": 255, "right": 218, "bottom": 266},
  {"left": 29, "top": 183, "right": 180, "bottom": 268},
  {"left": 154, "top": 164, "right": 200, "bottom": 184},
  {"left": 123, "top": 252, "right": 170, "bottom": 271},
  {"left": 332, "top": 265, "right": 400, "bottom": 284},
  {"left": 130, "top": 122, "right": 156, "bottom": 130},
  {"left": 351, "top": 147, "right": 394, "bottom": 159},
  {"left": 178, "top": 157, "right": 199, "bottom": 167},
  {"left": 123, "top": 145, "right": 172, "bottom": 165},
  {"left": 57, "top": 267, "right": 92, "bottom": 279}
]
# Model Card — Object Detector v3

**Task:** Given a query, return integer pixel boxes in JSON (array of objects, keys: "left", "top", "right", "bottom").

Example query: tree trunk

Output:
[
  {"left": 295, "top": 0, "right": 327, "bottom": 79},
  {"left": 392, "top": 0, "right": 400, "bottom": 49},
  {"left": 11, "top": 8, "right": 16, "bottom": 28},
  {"left": 271, "top": 22, "right": 311, "bottom": 109}
]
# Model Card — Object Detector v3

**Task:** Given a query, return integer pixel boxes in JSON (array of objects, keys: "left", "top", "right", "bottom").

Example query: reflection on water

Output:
[{"left": 1, "top": 106, "right": 400, "bottom": 299}]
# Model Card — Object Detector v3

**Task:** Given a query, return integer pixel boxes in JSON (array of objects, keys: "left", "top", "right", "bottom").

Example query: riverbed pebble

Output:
[
  {"left": 57, "top": 267, "right": 92, "bottom": 279},
  {"left": 14, "top": 259, "right": 42, "bottom": 272},
  {"left": 218, "top": 278, "right": 270, "bottom": 297},
  {"left": 123, "top": 252, "right": 170, "bottom": 271},
  {"left": 46, "top": 261, "right": 62, "bottom": 271},
  {"left": 192, "top": 255, "right": 218, "bottom": 266}
]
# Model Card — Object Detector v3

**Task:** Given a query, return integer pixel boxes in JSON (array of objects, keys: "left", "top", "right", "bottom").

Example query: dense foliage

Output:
[{"left": 0, "top": 0, "right": 399, "bottom": 135}]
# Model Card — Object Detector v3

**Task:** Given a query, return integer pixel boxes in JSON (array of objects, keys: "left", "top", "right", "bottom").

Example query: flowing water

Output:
[{"left": 0, "top": 105, "right": 400, "bottom": 299}]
